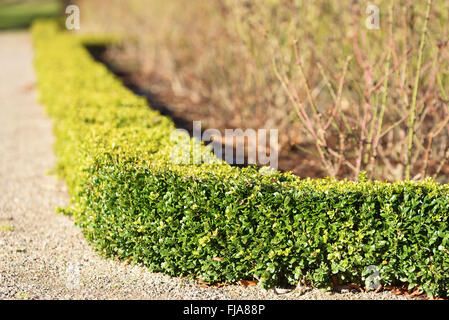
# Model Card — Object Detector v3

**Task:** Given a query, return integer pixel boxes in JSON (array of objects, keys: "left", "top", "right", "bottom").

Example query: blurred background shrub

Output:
[{"left": 75, "top": 0, "right": 448, "bottom": 181}]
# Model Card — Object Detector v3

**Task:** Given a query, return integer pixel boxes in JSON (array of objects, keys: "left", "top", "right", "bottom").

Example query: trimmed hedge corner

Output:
[{"left": 32, "top": 20, "right": 449, "bottom": 297}]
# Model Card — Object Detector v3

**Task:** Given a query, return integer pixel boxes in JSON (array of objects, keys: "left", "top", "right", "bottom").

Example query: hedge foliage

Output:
[{"left": 32, "top": 21, "right": 449, "bottom": 297}]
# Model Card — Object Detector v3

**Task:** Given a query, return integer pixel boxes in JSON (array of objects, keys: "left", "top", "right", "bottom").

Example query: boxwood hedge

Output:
[{"left": 32, "top": 20, "right": 449, "bottom": 297}]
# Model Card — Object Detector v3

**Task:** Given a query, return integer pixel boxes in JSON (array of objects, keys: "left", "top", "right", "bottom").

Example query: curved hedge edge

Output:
[{"left": 31, "top": 20, "right": 449, "bottom": 297}]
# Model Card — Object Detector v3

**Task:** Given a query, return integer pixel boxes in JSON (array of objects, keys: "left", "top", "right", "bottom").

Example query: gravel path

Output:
[{"left": 0, "top": 31, "right": 410, "bottom": 300}]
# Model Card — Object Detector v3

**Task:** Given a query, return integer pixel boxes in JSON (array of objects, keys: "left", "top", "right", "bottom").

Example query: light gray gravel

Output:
[{"left": 0, "top": 31, "right": 411, "bottom": 300}]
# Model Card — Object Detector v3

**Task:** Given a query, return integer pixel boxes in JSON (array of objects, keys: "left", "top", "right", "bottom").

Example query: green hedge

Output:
[{"left": 32, "top": 21, "right": 449, "bottom": 297}]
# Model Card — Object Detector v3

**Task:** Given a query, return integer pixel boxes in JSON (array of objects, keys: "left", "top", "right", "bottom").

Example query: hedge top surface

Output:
[{"left": 32, "top": 20, "right": 449, "bottom": 191}]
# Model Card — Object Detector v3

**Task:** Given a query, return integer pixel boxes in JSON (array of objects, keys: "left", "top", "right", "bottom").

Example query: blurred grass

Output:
[{"left": 0, "top": 0, "right": 60, "bottom": 30}]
